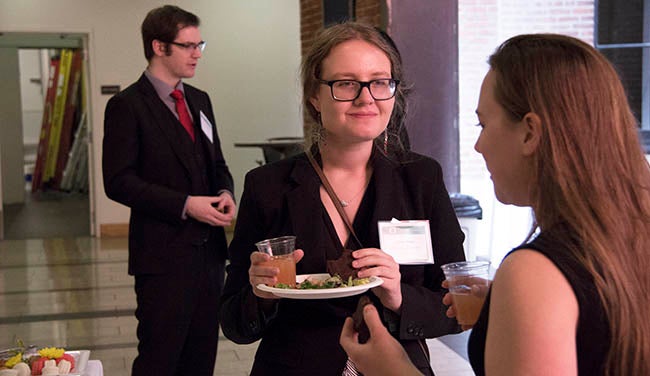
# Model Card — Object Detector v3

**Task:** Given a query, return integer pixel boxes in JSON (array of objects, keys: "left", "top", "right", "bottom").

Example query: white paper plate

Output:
[{"left": 257, "top": 273, "right": 383, "bottom": 299}]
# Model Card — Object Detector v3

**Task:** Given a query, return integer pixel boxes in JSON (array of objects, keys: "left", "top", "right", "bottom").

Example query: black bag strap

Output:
[{"left": 306, "top": 150, "right": 363, "bottom": 248}]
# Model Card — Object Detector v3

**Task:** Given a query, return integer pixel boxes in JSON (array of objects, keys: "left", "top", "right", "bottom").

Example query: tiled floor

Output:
[
  {"left": 0, "top": 197, "right": 474, "bottom": 375},
  {"left": 2, "top": 191, "right": 90, "bottom": 240}
]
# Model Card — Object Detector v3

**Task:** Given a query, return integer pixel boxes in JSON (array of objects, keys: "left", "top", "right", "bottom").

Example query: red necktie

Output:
[{"left": 170, "top": 89, "right": 195, "bottom": 141}]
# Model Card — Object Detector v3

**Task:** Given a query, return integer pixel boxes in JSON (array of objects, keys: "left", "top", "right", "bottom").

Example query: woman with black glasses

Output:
[{"left": 219, "top": 22, "right": 465, "bottom": 375}]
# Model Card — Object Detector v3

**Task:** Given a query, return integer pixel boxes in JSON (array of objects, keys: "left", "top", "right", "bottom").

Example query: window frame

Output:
[{"left": 594, "top": 0, "right": 650, "bottom": 152}]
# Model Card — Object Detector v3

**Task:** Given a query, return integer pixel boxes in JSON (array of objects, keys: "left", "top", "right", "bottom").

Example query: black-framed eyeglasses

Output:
[
  {"left": 168, "top": 40, "right": 206, "bottom": 52},
  {"left": 318, "top": 78, "right": 399, "bottom": 101}
]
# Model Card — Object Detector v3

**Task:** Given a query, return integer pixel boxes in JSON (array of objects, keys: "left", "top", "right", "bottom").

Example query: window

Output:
[
  {"left": 323, "top": 0, "right": 355, "bottom": 26},
  {"left": 595, "top": 0, "right": 650, "bottom": 151}
]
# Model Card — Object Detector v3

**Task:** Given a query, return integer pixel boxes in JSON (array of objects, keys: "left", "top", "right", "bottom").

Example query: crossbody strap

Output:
[{"left": 306, "top": 150, "right": 363, "bottom": 248}]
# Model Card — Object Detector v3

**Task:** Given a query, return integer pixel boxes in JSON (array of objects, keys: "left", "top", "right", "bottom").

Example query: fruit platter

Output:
[{"left": 0, "top": 344, "right": 89, "bottom": 376}]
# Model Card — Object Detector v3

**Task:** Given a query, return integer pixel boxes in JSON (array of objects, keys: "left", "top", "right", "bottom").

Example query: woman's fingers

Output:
[
  {"left": 352, "top": 249, "right": 394, "bottom": 268},
  {"left": 340, "top": 317, "right": 358, "bottom": 344},
  {"left": 249, "top": 249, "right": 306, "bottom": 300},
  {"left": 472, "top": 284, "right": 489, "bottom": 298},
  {"left": 442, "top": 291, "right": 453, "bottom": 305},
  {"left": 442, "top": 291, "right": 458, "bottom": 318},
  {"left": 357, "top": 264, "right": 400, "bottom": 280},
  {"left": 249, "top": 251, "right": 277, "bottom": 286},
  {"left": 352, "top": 249, "right": 400, "bottom": 281},
  {"left": 250, "top": 251, "right": 270, "bottom": 264},
  {"left": 292, "top": 249, "right": 304, "bottom": 263},
  {"left": 340, "top": 305, "right": 385, "bottom": 345},
  {"left": 361, "top": 304, "right": 385, "bottom": 336},
  {"left": 446, "top": 305, "right": 457, "bottom": 318}
]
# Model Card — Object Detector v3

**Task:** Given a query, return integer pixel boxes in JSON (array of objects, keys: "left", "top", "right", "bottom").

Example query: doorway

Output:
[{"left": 0, "top": 32, "right": 91, "bottom": 240}]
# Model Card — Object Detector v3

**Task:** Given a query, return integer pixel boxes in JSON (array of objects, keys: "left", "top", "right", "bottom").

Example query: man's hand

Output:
[
  {"left": 213, "top": 191, "right": 236, "bottom": 218},
  {"left": 186, "top": 193, "right": 236, "bottom": 226}
]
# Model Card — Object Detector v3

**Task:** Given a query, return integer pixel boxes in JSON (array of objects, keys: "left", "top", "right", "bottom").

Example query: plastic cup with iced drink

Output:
[
  {"left": 255, "top": 236, "right": 297, "bottom": 287},
  {"left": 441, "top": 260, "right": 490, "bottom": 326}
]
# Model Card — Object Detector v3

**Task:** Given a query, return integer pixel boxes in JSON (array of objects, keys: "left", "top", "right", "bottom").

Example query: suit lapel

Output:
[
  {"left": 285, "top": 156, "right": 326, "bottom": 271},
  {"left": 369, "top": 149, "right": 410, "bottom": 243},
  {"left": 136, "top": 75, "right": 194, "bottom": 176},
  {"left": 184, "top": 87, "right": 217, "bottom": 166}
]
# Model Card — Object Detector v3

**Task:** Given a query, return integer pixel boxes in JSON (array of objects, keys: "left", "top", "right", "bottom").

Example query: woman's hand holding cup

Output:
[
  {"left": 442, "top": 278, "right": 489, "bottom": 330},
  {"left": 441, "top": 261, "right": 491, "bottom": 329},
  {"left": 249, "top": 236, "right": 303, "bottom": 299}
]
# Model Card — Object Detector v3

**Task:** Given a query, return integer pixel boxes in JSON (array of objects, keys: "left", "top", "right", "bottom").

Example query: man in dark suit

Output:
[{"left": 102, "top": 5, "right": 235, "bottom": 375}]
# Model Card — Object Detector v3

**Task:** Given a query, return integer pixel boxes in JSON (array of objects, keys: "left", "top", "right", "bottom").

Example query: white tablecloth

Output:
[{"left": 83, "top": 360, "right": 103, "bottom": 376}]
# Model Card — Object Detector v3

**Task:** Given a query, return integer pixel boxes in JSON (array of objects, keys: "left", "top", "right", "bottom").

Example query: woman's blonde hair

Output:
[{"left": 489, "top": 33, "right": 650, "bottom": 375}]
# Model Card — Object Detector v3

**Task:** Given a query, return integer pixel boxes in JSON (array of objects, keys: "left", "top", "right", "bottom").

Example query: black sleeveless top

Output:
[{"left": 467, "top": 228, "right": 610, "bottom": 375}]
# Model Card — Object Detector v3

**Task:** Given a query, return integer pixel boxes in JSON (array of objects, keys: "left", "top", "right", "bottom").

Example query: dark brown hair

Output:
[
  {"left": 141, "top": 5, "right": 200, "bottom": 61},
  {"left": 489, "top": 33, "right": 650, "bottom": 375}
]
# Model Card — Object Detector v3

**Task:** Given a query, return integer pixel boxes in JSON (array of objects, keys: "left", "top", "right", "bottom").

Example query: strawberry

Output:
[{"left": 30, "top": 357, "right": 46, "bottom": 375}]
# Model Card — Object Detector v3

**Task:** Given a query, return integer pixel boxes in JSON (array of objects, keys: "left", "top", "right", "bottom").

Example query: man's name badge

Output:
[
  {"left": 200, "top": 111, "right": 213, "bottom": 143},
  {"left": 378, "top": 219, "right": 434, "bottom": 264}
]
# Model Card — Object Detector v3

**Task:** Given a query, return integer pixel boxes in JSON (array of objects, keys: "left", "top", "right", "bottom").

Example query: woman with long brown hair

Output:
[{"left": 340, "top": 33, "right": 650, "bottom": 375}]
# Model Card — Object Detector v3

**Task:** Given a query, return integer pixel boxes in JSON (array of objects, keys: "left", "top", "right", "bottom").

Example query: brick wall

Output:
[{"left": 299, "top": 0, "right": 324, "bottom": 56}]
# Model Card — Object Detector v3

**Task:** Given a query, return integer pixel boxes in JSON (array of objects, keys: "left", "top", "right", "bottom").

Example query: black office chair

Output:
[{"left": 261, "top": 137, "right": 304, "bottom": 164}]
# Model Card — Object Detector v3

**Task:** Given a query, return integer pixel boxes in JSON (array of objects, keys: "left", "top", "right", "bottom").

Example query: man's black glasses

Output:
[
  {"left": 318, "top": 79, "right": 399, "bottom": 101},
  {"left": 168, "top": 40, "right": 206, "bottom": 52}
]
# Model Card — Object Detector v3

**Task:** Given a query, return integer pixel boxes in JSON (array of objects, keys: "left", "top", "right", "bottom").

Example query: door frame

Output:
[{"left": 0, "top": 31, "right": 94, "bottom": 239}]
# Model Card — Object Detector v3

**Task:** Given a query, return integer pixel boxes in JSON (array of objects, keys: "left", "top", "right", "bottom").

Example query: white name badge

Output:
[
  {"left": 200, "top": 111, "right": 213, "bottom": 143},
  {"left": 378, "top": 219, "right": 434, "bottom": 264}
]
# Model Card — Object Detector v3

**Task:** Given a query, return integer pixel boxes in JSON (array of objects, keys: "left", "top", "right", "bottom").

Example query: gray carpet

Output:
[{"left": 2, "top": 190, "right": 90, "bottom": 239}]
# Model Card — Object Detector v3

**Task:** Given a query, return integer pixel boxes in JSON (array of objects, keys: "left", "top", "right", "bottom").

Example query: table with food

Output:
[{"left": 0, "top": 344, "right": 102, "bottom": 376}]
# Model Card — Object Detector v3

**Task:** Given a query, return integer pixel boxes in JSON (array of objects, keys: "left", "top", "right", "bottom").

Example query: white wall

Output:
[
  {"left": 18, "top": 49, "right": 44, "bottom": 173},
  {"left": 0, "top": 0, "right": 303, "bottom": 234},
  {"left": 0, "top": 47, "right": 25, "bottom": 204},
  {"left": 18, "top": 49, "right": 43, "bottom": 145}
]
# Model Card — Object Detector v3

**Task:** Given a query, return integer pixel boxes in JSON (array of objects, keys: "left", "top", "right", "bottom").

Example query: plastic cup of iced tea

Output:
[
  {"left": 441, "top": 260, "right": 490, "bottom": 326},
  {"left": 255, "top": 236, "right": 297, "bottom": 287}
]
